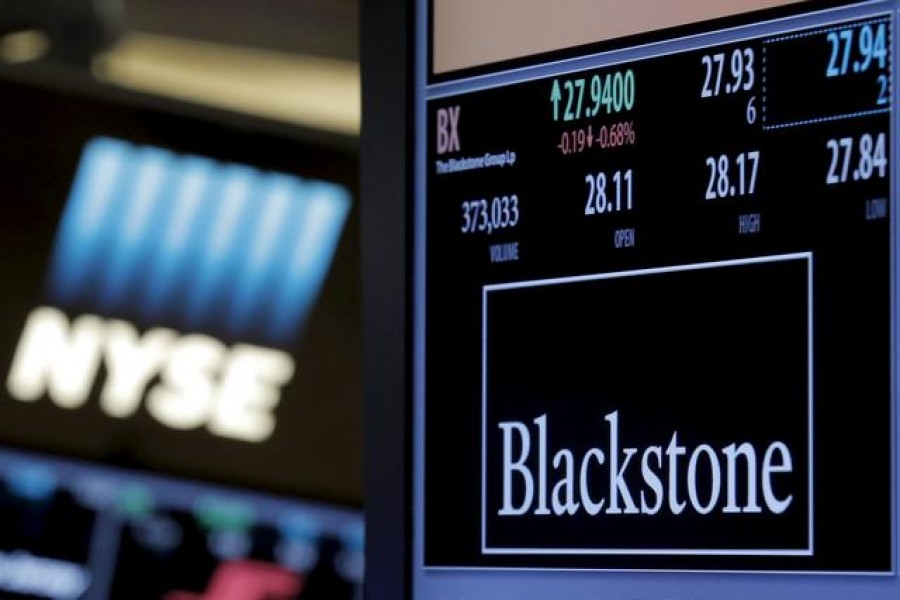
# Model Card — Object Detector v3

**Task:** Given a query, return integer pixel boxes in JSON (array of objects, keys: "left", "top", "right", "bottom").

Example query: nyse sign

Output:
[
  {"left": 7, "top": 307, "right": 294, "bottom": 443},
  {"left": 2, "top": 137, "right": 351, "bottom": 444}
]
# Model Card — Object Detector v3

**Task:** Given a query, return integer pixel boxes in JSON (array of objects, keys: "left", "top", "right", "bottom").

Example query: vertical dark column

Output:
[{"left": 361, "top": 0, "right": 413, "bottom": 597}]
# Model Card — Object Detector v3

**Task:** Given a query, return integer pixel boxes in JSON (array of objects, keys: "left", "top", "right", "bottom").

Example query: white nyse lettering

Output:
[
  {"left": 208, "top": 345, "right": 294, "bottom": 443},
  {"left": 146, "top": 334, "right": 224, "bottom": 431},
  {"left": 6, "top": 307, "right": 104, "bottom": 409},
  {"left": 101, "top": 320, "right": 175, "bottom": 418},
  {"left": 7, "top": 307, "right": 296, "bottom": 443}
]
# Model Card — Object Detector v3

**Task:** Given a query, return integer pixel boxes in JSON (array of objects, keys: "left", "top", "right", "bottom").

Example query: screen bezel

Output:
[
  {"left": 360, "top": 0, "right": 415, "bottom": 597},
  {"left": 361, "top": 0, "right": 899, "bottom": 598}
]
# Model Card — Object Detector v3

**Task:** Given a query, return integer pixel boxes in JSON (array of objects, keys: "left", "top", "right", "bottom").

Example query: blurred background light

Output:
[
  {"left": 0, "top": 0, "right": 361, "bottom": 135},
  {"left": 0, "top": 30, "right": 51, "bottom": 64},
  {"left": 95, "top": 33, "right": 360, "bottom": 135}
]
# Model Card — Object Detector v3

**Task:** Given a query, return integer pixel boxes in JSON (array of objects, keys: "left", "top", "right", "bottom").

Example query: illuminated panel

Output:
[
  {"left": 0, "top": 447, "right": 363, "bottom": 599},
  {"left": 414, "top": 0, "right": 897, "bottom": 597},
  {"left": 433, "top": 0, "right": 809, "bottom": 73},
  {"left": 47, "top": 137, "right": 350, "bottom": 346},
  {"left": 3, "top": 137, "right": 352, "bottom": 444}
]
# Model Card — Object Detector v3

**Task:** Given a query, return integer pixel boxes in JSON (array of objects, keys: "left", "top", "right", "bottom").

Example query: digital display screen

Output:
[
  {"left": 0, "top": 74, "right": 362, "bottom": 599},
  {"left": 0, "top": 76, "right": 361, "bottom": 503},
  {"left": 0, "top": 447, "right": 362, "bottom": 600},
  {"left": 414, "top": 1, "right": 897, "bottom": 597}
]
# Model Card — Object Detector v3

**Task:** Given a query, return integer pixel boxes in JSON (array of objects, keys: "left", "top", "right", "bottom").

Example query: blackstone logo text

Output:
[{"left": 498, "top": 411, "right": 793, "bottom": 518}]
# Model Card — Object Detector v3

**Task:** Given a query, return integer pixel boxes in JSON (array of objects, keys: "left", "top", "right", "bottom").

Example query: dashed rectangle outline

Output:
[{"left": 762, "top": 16, "right": 892, "bottom": 130}]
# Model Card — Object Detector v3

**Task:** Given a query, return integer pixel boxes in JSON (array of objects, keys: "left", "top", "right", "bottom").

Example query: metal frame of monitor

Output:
[
  {"left": 360, "top": 1, "right": 900, "bottom": 598},
  {"left": 361, "top": 0, "right": 413, "bottom": 597}
]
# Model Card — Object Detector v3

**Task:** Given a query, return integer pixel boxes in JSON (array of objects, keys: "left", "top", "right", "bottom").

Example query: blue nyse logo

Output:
[{"left": 6, "top": 138, "right": 350, "bottom": 442}]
